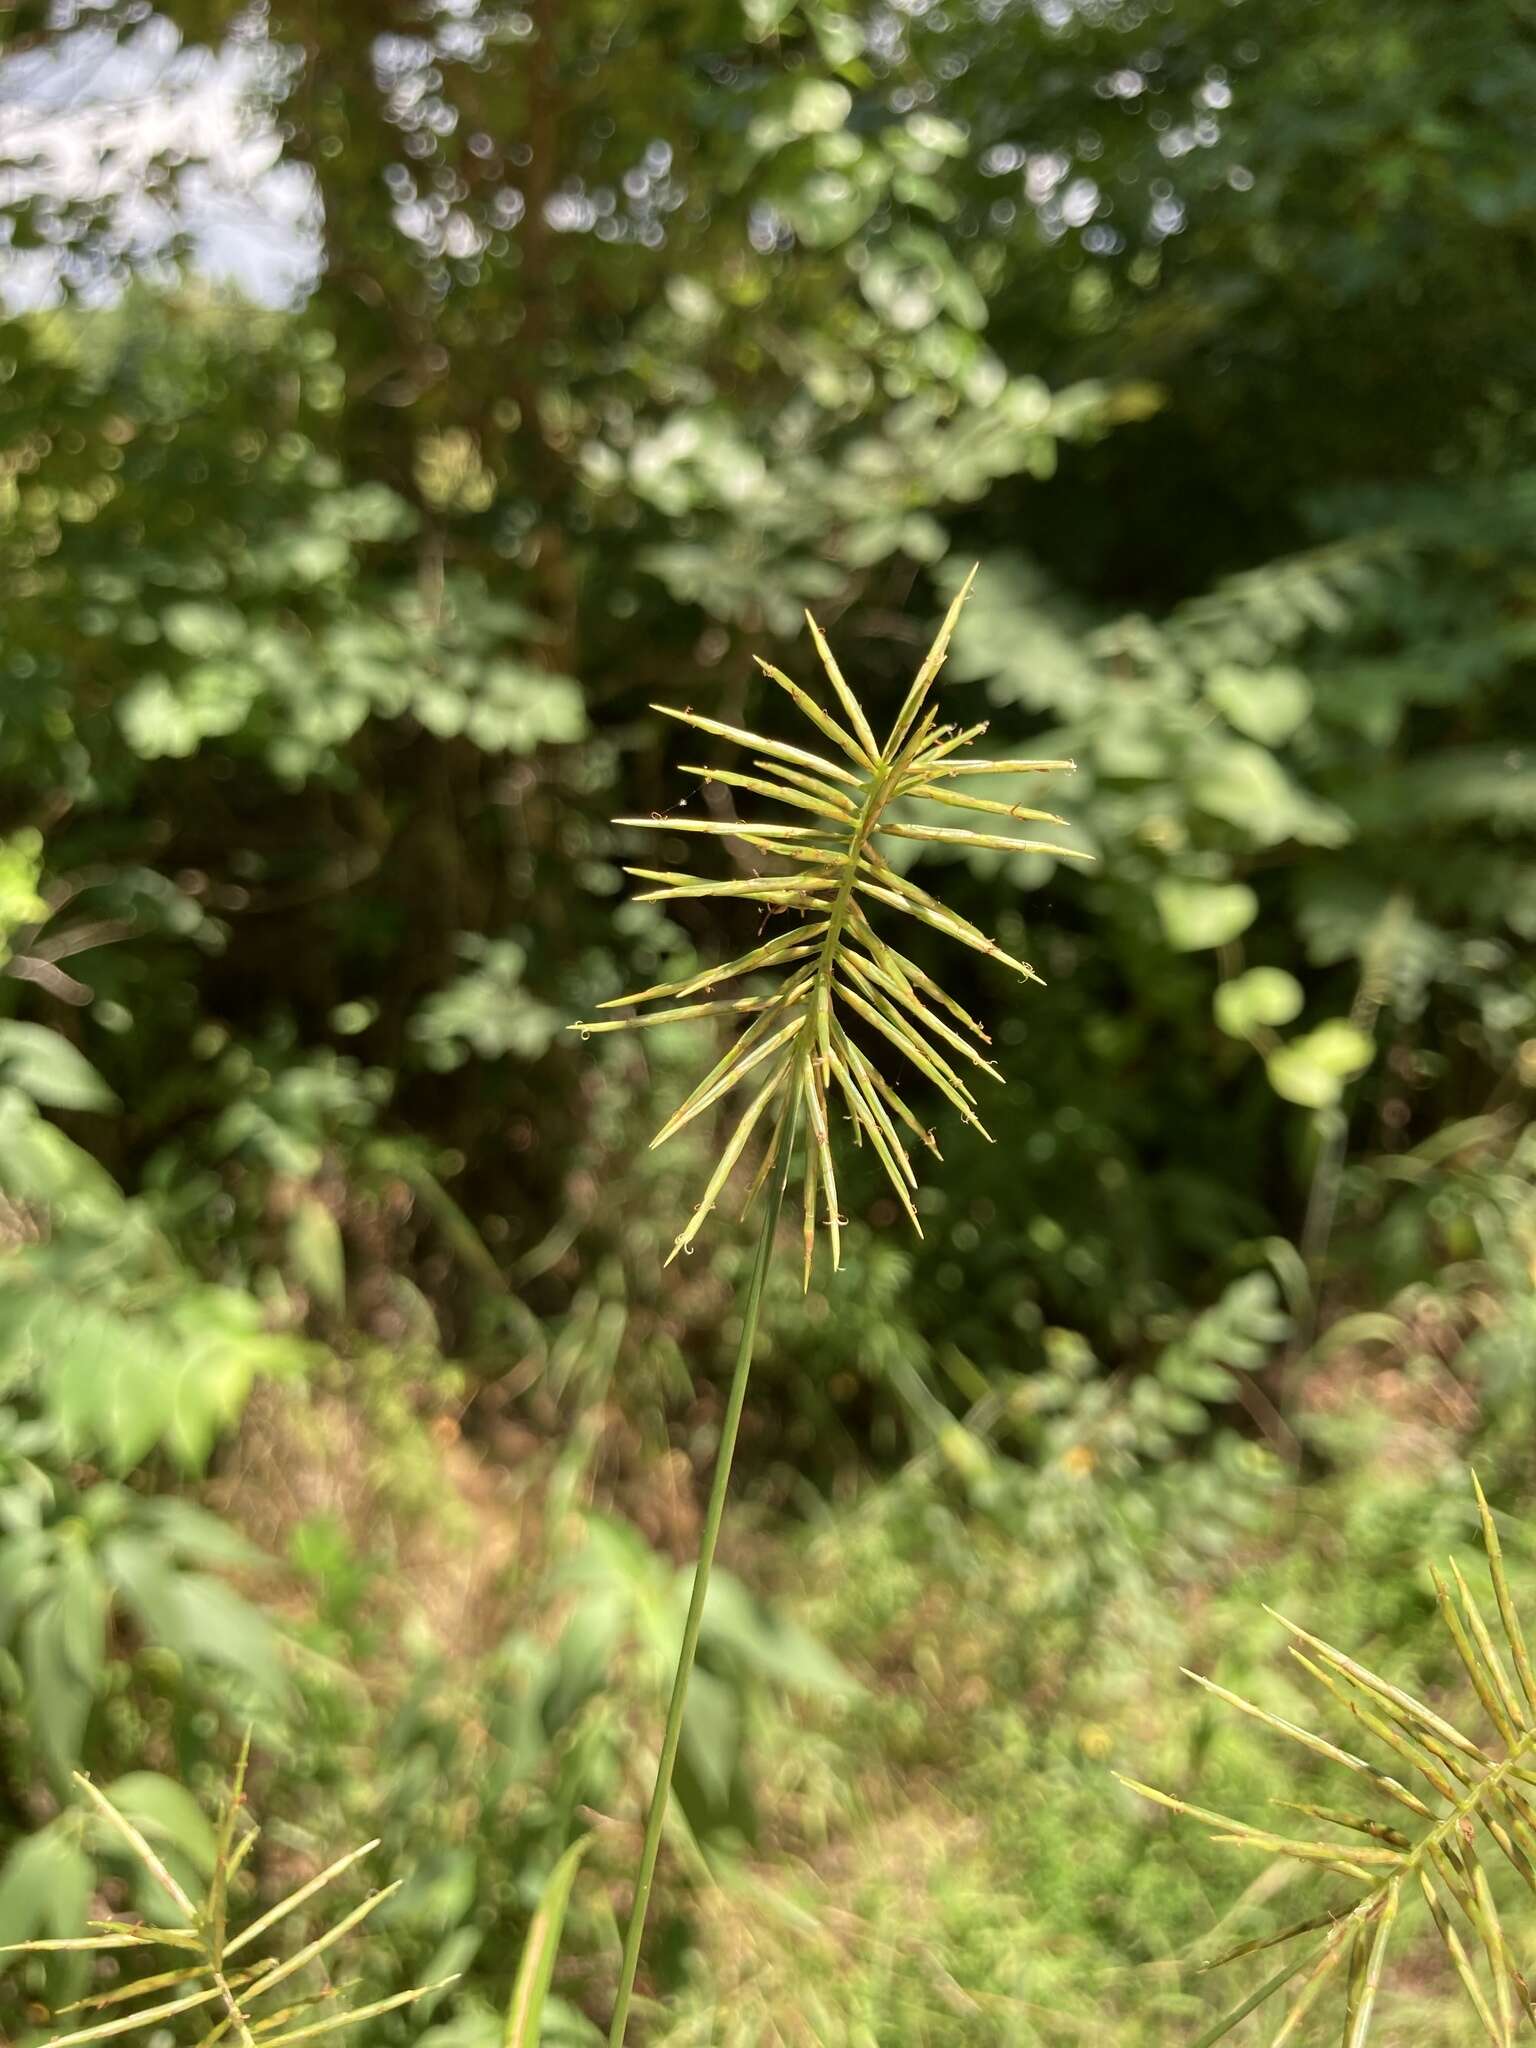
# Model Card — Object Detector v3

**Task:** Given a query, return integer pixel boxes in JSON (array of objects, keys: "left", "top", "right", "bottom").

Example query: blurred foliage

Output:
[{"left": 1, "top": 0, "right": 1534, "bottom": 2038}]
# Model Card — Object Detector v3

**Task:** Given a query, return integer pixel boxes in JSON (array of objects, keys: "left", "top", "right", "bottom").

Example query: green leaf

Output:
[
  {"left": 162, "top": 1574, "right": 286, "bottom": 1697},
  {"left": 104, "top": 1773, "right": 218, "bottom": 1880},
  {"left": 57, "top": 1547, "right": 108, "bottom": 1682},
  {"left": 789, "top": 78, "right": 852, "bottom": 134},
  {"left": 0, "top": 1090, "right": 128, "bottom": 1223},
  {"left": 137, "top": 1497, "right": 268, "bottom": 1570},
  {"left": 111, "top": 1536, "right": 283, "bottom": 1698},
  {"left": 1155, "top": 880, "right": 1259, "bottom": 952},
  {"left": 1191, "top": 741, "right": 1349, "bottom": 848},
  {"left": 743, "top": 0, "right": 795, "bottom": 34},
  {"left": 380, "top": 1847, "right": 478, "bottom": 1932},
  {"left": 287, "top": 1195, "right": 347, "bottom": 1313},
  {"left": 161, "top": 601, "right": 246, "bottom": 657},
  {"left": 503, "top": 1837, "right": 591, "bottom": 2048},
  {"left": 676, "top": 1666, "right": 746, "bottom": 1834},
  {"left": 0, "top": 1824, "right": 92, "bottom": 1949},
  {"left": 20, "top": 1591, "right": 96, "bottom": 1777},
  {"left": 1214, "top": 967, "right": 1305, "bottom": 1038},
  {"left": 0, "top": 1023, "right": 118, "bottom": 1112},
  {"left": 117, "top": 675, "right": 203, "bottom": 758},
  {"left": 700, "top": 1571, "right": 857, "bottom": 1696},
  {"left": 1266, "top": 1021, "right": 1375, "bottom": 1107},
  {"left": 1206, "top": 665, "right": 1314, "bottom": 745},
  {"left": 414, "top": 1926, "right": 483, "bottom": 2022}
]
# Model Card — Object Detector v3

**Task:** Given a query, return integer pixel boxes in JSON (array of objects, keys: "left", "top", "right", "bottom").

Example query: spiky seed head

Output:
[
  {"left": 577, "top": 573, "right": 1097, "bottom": 1277},
  {"left": 572, "top": 569, "right": 1090, "bottom": 1279},
  {"left": 0, "top": 1771, "right": 453, "bottom": 2048},
  {"left": 1122, "top": 1474, "right": 1536, "bottom": 2046}
]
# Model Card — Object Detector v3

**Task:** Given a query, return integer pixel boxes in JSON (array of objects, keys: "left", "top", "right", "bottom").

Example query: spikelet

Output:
[
  {"left": 1120, "top": 1474, "right": 1536, "bottom": 2046},
  {"left": 572, "top": 569, "right": 1090, "bottom": 1279},
  {"left": 0, "top": 1750, "right": 453, "bottom": 2048}
]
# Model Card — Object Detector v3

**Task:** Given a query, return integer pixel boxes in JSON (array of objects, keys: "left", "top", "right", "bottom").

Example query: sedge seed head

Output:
[{"left": 572, "top": 569, "right": 1090, "bottom": 1280}]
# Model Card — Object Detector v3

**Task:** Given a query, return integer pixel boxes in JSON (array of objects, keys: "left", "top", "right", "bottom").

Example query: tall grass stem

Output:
[{"left": 607, "top": 1107, "right": 799, "bottom": 2046}]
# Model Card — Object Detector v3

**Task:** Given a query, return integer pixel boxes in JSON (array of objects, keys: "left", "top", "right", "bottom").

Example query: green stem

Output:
[{"left": 608, "top": 1113, "right": 798, "bottom": 2047}]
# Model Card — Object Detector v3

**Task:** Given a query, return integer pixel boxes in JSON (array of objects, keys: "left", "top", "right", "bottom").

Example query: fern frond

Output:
[
  {"left": 572, "top": 568, "right": 1090, "bottom": 1273},
  {"left": 0, "top": 1762, "right": 452, "bottom": 2048},
  {"left": 1123, "top": 1475, "right": 1536, "bottom": 2044}
]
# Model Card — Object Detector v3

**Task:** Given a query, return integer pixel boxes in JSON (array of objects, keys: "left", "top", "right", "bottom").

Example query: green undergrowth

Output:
[
  {"left": 2, "top": 1099, "right": 1533, "bottom": 2044},
  {"left": 652, "top": 1409, "right": 1536, "bottom": 2046}
]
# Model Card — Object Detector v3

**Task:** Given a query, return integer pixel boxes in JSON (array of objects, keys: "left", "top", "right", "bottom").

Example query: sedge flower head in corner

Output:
[{"left": 572, "top": 569, "right": 1090, "bottom": 1283}]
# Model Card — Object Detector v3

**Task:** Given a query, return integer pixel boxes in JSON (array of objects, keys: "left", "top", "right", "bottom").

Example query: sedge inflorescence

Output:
[{"left": 572, "top": 570, "right": 1090, "bottom": 1280}]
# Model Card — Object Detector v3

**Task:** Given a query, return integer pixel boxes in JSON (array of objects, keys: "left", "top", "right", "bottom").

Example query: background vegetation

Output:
[{"left": 1, "top": 0, "right": 1533, "bottom": 2039}]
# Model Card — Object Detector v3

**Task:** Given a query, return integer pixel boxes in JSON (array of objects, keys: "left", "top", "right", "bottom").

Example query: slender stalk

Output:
[{"left": 608, "top": 1109, "right": 799, "bottom": 2047}]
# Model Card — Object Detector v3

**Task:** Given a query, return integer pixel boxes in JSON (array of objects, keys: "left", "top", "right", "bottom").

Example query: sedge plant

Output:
[
  {"left": 572, "top": 567, "right": 1088, "bottom": 2041},
  {"left": 1123, "top": 1473, "right": 1536, "bottom": 2045}
]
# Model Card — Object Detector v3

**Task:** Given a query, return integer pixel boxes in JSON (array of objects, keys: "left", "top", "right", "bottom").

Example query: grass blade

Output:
[
  {"left": 1288, "top": 1649, "right": 1461, "bottom": 1805},
  {"left": 56, "top": 1961, "right": 271, "bottom": 2018},
  {"left": 614, "top": 815, "right": 835, "bottom": 841},
  {"left": 1433, "top": 1565, "right": 1523, "bottom": 1748},
  {"left": 844, "top": 906, "right": 990, "bottom": 1042},
  {"left": 750, "top": 757, "right": 863, "bottom": 816},
  {"left": 0, "top": 1934, "right": 191, "bottom": 1954},
  {"left": 916, "top": 755, "right": 1076, "bottom": 780},
  {"left": 801, "top": 1117, "right": 818, "bottom": 1289},
  {"left": 1272, "top": 1804, "right": 1409, "bottom": 1849},
  {"left": 804, "top": 1055, "right": 841, "bottom": 1273},
  {"left": 625, "top": 868, "right": 838, "bottom": 907},
  {"left": 907, "top": 784, "right": 1067, "bottom": 825},
  {"left": 1268, "top": 1935, "right": 1350, "bottom": 2045},
  {"left": 649, "top": 1002, "right": 809, "bottom": 1149},
  {"left": 836, "top": 979, "right": 990, "bottom": 1140},
  {"left": 738, "top": 1100, "right": 788, "bottom": 1217},
  {"left": 1470, "top": 1860, "right": 1515, "bottom": 2043},
  {"left": 841, "top": 946, "right": 1001, "bottom": 1081},
  {"left": 1200, "top": 1912, "right": 1342, "bottom": 1973},
  {"left": 1115, "top": 1779, "right": 1396, "bottom": 1876},
  {"left": 855, "top": 869, "right": 1039, "bottom": 983},
  {"left": 505, "top": 1837, "right": 591, "bottom": 2048},
  {"left": 579, "top": 990, "right": 808, "bottom": 1035},
  {"left": 208, "top": 1730, "right": 252, "bottom": 1965}
]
